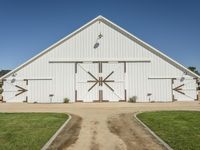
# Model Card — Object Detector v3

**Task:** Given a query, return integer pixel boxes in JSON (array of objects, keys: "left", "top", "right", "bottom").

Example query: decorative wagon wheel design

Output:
[{"left": 87, "top": 71, "right": 115, "bottom": 92}]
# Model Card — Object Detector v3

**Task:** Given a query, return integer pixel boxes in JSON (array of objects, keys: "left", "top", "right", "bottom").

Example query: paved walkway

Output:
[{"left": 0, "top": 102, "right": 199, "bottom": 150}]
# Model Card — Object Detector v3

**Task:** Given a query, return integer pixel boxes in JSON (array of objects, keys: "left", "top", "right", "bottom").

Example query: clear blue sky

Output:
[{"left": 0, "top": 0, "right": 200, "bottom": 71}]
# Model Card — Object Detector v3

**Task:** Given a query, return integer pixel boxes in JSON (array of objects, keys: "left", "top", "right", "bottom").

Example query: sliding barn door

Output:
[
  {"left": 101, "top": 62, "right": 126, "bottom": 101},
  {"left": 75, "top": 62, "right": 126, "bottom": 102},
  {"left": 172, "top": 78, "right": 197, "bottom": 101},
  {"left": 75, "top": 63, "right": 99, "bottom": 102},
  {"left": 2, "top": 79, "right": 28, "bottom": 102}
]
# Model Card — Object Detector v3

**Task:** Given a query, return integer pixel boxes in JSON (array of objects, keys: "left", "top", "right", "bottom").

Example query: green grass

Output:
[
  {"left": 0, "top": 113, "right": 68, "bottom": 150},
  {"left": 137, "top": 111, "right": 200, "bottom": 150}
]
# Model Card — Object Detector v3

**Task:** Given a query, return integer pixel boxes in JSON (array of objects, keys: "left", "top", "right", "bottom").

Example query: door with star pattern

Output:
[{"left": 75, "top": 62, "right": 126, "bottom": 102}]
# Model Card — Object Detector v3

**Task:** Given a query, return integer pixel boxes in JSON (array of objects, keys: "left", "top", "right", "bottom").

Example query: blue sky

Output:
[{"left": 0, "top": 0, "right": 200, "bottom": 71}]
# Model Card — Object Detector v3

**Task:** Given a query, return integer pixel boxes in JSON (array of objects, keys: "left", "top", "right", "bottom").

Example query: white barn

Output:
[{"left": 0, "top": 16, "right": 199, "bottom": 103}]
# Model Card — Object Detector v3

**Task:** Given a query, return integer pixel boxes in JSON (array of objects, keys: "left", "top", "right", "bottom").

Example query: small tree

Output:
[
  {"left": 0, "top": 70, "right": 11, "bottom": 77},
  {"left": 188, "top": 66, "right": 200, "bottom": 75},
  {"left": 0, "top": 88, "right": 3, "bottom": 94},
  {"left": 0, "top": 80, "right": 3, "bottom": 87}
]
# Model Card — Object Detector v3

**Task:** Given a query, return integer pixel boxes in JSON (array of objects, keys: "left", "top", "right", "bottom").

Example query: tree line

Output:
[{"left": 0, "top": 70, "right": 11, "bottom": 77}]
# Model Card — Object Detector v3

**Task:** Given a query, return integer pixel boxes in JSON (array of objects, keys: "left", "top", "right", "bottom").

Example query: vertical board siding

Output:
[
  {"left": 126, "top": 63, "right": 150, "bottom": 101},
  {"left": 149, "top": 79, "right": 172, "bottom": 102},
  {"left": 51, "top": 63, "right": 75, "bottom": 102},
  {"left": 28, "top": 80, "right": 52, "bottom": 103}
]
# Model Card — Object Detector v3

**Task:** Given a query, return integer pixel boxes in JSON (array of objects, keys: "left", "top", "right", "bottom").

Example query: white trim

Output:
[
  {"left": 148, "top": 77, "right": 176, "bottom": 79},
  {"left": 148, "top": 77, "right": 196, "bottom": 79},
  {"left": 4, "top": 78, "right": 53, "bottom": 81},
  {"left": 26, "top": 78, "right": 53, "bottom": 80},
  {"left": 49, "top": 58, "right": 151, "bottom": 63},
  {"left": 1, "top": 15, "right": 200, "bottom": 79}
]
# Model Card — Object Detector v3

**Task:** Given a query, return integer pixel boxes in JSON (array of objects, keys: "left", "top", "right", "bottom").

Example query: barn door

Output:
[
  {"left": 172, "top": 78, "right": 197, "bottom": 101},
  {"left": 101, "top": 62, "right": 126, "bottom": 102},
  {"left": 75, "top": 63, "right": 99, "bottom": 102},
  {"left": 75, "top": 62, "right": 126, "bottom": 102},
  {"left": 2, "top": 79, "right": 28, "bottom": 102}
]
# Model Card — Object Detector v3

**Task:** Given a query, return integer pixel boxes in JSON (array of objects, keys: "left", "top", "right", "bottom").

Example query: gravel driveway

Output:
[{"left": 0, "top": 102, "right": 199, "bottom": 150}]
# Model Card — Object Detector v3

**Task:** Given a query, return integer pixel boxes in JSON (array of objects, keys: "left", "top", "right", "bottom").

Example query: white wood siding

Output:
[
  {"left": 51, "top": 63, "right": 75, "bottom": 103},
  {"left": 149, "top": 79, "right": 172, "bottom": 102},
  {"left": 28, "top": 80, "right": 53, "bottom": 103},
  {"left": 2, "top": 19, "right": 198, "bottom": 102}
]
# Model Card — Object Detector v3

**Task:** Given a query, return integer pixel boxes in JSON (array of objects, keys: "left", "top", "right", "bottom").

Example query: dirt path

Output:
[
  {"left": 47, "top": 114, "right": 82, "bottom": 150},
  {"left": 0, "top": 102, "right": 199, "bottom": 150},
  {"left": 66, "top": 110, "right": 126, "bottom": 150},
  {"left": 108, "top": 113, "right": 166, "bottom": 150}
]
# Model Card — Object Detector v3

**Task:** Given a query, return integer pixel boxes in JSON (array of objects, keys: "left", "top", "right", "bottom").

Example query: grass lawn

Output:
[
  {"left": 0, "top": 113, "right": 68, "bottom": 150},
  {"left": 137, "top": 111, "right": 200, "bottom": 150}
]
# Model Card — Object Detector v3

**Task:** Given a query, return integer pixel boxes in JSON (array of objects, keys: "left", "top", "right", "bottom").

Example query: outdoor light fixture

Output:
[
  {"left": 94, "top": 42, "right": 100, "bottom": 49},
  {"left": 11, "top": 73, "right": 17, "bottom": 83},
  {"left": 11, "top": 78, "right": 16, "bottom": 83},
  {"left": 180, "top": 71, "right": 188, "bottom": 82},
  {"left": 180, "top": 77, "right": 185, "bottom": 82}
]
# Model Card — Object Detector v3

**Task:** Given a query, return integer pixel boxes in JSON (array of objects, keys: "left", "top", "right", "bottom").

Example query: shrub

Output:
[
  {"left": 63, "top": 97, "right": 70, "bottom": 103},
  {"left": 0, "top": 88, "right": 3, "bottom": 94},
  {"left": 128, "top": 96, "right": 137, "bottom": 103},
  {"left": 0, "top": 80, "right": 3, "bottom": 87}
]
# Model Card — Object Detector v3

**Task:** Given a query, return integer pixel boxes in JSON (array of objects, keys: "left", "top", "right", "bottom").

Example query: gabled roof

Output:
[{"left": 1, "top": 15, "right": 200, "bottom": 79}]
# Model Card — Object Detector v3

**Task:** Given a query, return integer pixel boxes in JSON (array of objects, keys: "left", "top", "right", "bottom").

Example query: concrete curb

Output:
[
  {"left": 134, "top": 112, "right": 173, "bottom": 150},
  {"left": 41, "top": 114, "right": 72, "bottom": 150}
]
